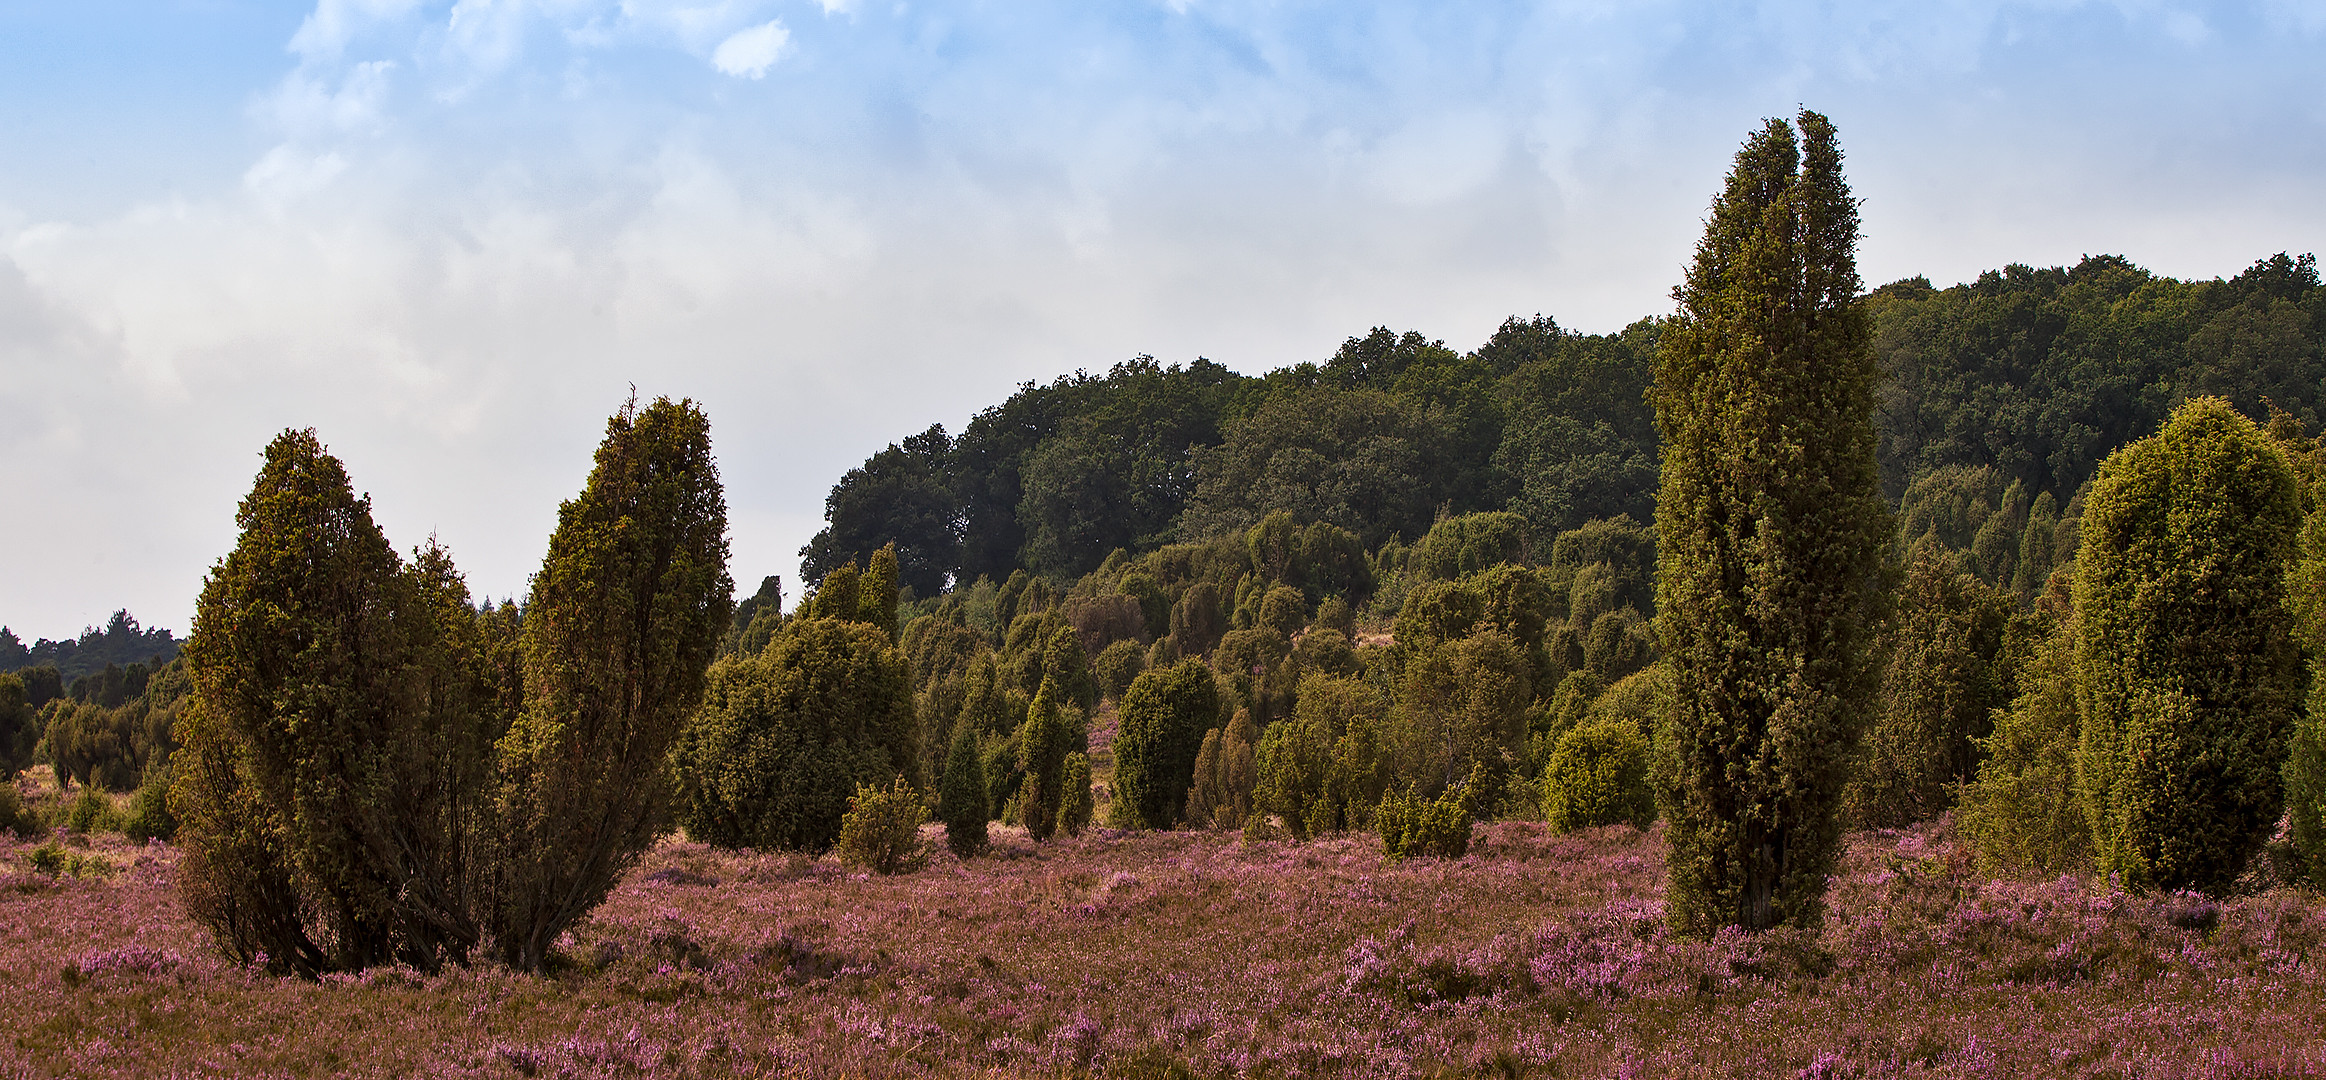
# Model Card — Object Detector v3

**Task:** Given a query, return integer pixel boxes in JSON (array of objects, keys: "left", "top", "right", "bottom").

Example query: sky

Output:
[{"left": 1, "top": 0, "right": 2322, "bottom": 642}]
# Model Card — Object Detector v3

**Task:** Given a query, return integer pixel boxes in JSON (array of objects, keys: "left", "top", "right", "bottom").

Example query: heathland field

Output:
[{"left": 5, "top": 812, "right": 2324, "bottom": 1079}]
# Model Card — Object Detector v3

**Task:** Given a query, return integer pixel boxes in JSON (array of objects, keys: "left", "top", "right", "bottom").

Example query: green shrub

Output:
[
  {"left": 1112, "top": 659, "right": 1221, "bottom": 829},
  {"left": 1094, "top": 640, "right": 1146, "bottom": 703},
  {"left": 27, "top": 840, "right": 67, "bottom": 876},
  {"left": 0, "top": 783, "right": 36, "bottom": 840},
  {"left": 1542, "top": 721, "right": 1653, "bottom": 832},
  {"left": 66, "top": 786, "right": 122, "bottom": 835},
  {"left": 1016, "top": 693, "right": 1070, "bottom": 841},
  {"left": 1058, "top": 752, "right": 1093, "bottom": 837},
  {"left": 1959, "top": 613, "right": 2089, "bottom": 874},
  {"left": 2075, "top": 397, "right": 2301, "bottom": 892},
  {"left": 669, "top": 616, "right": 918, "bottom": 854},
  {"left": 1185, "top": 711, "right": 1258, "bottom": 831},
  {"left": 1255, "top": 673, "right": 1390, "bottom": 839},
  {"left": 123, "top": 776, "right": 177, "bottom": 843},
  {"left": 1847, "top": 545, "right": 2013, "bottom": 828},
  {"left": 1409, "top": 511, "right": 1531, "bottom": 582},
  {"left": 939, "top": 723, "right": 989, "bottom": 858},
  {"left": 834, "top": 777, "right": 928, "bottom": 875},
  {"left": 1377, "top": 765, "right": 1483, "bottom": 859}
]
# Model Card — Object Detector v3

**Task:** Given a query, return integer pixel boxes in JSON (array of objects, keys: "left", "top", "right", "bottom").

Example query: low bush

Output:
[
  {"left": 65, "top": 786, "right": 123, "bottom": 835},
  {"left": 835, "top": 777, "right": 929, "bottom": 875},
  {"left": 1059, "top": 752, "right": 1093, "bottom": 837},
  {"left": 1377, "top": 765, "right": 1483, "bottom": 859},
  {"left": 123, "top": 771, "right": 177, "bottom": 843},
  {"left": 0, "top": 782, "right": 35, "bottom": 839},
  {"left": 1093, "top": 640, "right": 1146, "bottom": 703},
  {"left": 1542, "top": 720, "right": 1654, "bottom": 832}
]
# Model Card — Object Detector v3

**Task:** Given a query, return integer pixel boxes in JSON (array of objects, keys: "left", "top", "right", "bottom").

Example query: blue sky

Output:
[{"left": 2, "top": 0, "right": 2321, "bottom": 639}]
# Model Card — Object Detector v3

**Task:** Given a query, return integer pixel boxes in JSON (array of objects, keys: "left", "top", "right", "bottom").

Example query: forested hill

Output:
[
  {"left": 801, "top": 251, "right": 2326, "bottom": 595},
  {"left": 0, "top": 611, "right": 180, "bottom": 684}
]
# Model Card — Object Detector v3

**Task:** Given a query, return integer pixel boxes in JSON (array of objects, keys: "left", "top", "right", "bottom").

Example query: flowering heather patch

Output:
[{"left": 3, "top": 819, "right": 2326, "bottom": 1076}]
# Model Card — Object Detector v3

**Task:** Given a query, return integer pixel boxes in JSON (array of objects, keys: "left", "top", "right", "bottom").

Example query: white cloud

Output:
[
  {"left": 290, "top": 0, "right": 426, "bottom": 61},
  {"left": 262, "top": 61, "right": 396, "bottom": 137},
  {"left": 243, "top": 146, "right": 352, "bottom": 204},
  {"left": 1361, "top": 111, "right": 1509, "bottom": 206},
  {"left": 711, "top": 19, "right": 788, "bottom": 78}
]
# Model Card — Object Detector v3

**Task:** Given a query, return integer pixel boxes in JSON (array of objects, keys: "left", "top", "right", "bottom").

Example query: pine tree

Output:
[
  {"left": 2075, "top": 397, "right": 2301, "bottom": 892},
  {"left": 1651, "top": 111, "right": 1892, "bottom": 933},
  {"left": 859, "top": 543, "right": 901, "bottom": 640},
  {"left": 493, "top": 396, "right": 732, "bottom": 971},
  {"left": 1112, "top": 659, "right": 1221, "bottom": 828},
  {"left": 1058, "top": 752, "right": 1094, "bottom": 837},
  {"left": 1016, "top": 690, "right": 1069, "bottom": 841},
  {"left": 176, "top": 429, "right": 414, "bottom": 975},
  {"left": 940, "top": 722, "right": 989, "bottom": 856}
]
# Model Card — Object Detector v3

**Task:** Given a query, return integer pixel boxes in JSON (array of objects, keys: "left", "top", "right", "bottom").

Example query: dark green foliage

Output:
[
  {"left": 800, "top": 425, "right": 953, "bottom": 600},
  {"left": 494, "top": 397, "right": 732, "bottom": 971},
  {"left": 1058, "top": 752, "right": 1093, "bottom": 837},
  {"left": 1653, "top": 112, "right": 1892, "bottom": 934},
  {"left": 2074, "top": 397, "right": 2301, "bottom": 892},
  {"left": 1016, "top": 692, "right": 1070, "bottom": 841},
  {"left": 0, "top": 782, "right": 33, "bottom": 839},
  {"left": 1395, "top": 631, "right": 1531, "bottom": 806},
  {"left": 1007, "top": 358, "right": 1250, "bottom": 578},
  {"left": 0, "top": 610, "right": 180, "bottom": 685},
  {"left": 835, "top": 777, "right": 928, "bottom": 874},
  {"left": 1550, "top": 516, "right": 1657, "bottom": 616},
  {"left": 806, "top": 563, "right": 862, "bottom": 623},
  {"left": 1377, "top": 764, "right": 1484, "bottom": 859},
  {"left": 1061, "top": 593, "right": 1147, "bottom": 658},
  {"left": 1873, "top": 252, "right": 2326, "bottom": 502},
  {"left": 1040, "top": 628, "right": 1096, "bottom": 715},
  {"left": 859, "top": 544, "right": 902, "bottom": 640},
  {"left": 1489, "top": 315, "right": 1661, "bottom": 538},
  {"left": 1185, "top": 709, "right": 1257, "bottom": 831},
  {"left": 1183, "top": 387, "right": 1470, "bottom": 550},
  {"left": 670, "top": 617, "right": 917, "bottom": 854},
  {"left": 1111, "top": 659, "right": 1221, "bottom": 828},
  {"left": 1537, "top": 670, "right": 1601, "bottom": 766},
  {"left": 1119, "top": 573, "right": 1171, "bottom": 638},
  {"left": 725, "top": 575, "right": 784, "bottom": 657},
  {"left": 66, "top": 785, "right": 121, "bottom": 834},
  {"left": 800, "top": 425, "right": 959, "bottom": 599},
  {"left": 1165, "top": 582, "right": 1227, "bottom": 660},
  {"left": 1581, "top": 609, "right": 1653, "bottom": 685},
  {"left": 177, "top": 428, "right": 467, "bottom": 976},
  {"left": 940, "top": 721, "right": 989, "bottom": 857},
  {"left": 1847, "top": 546, "right": 2015, "bottom": 828},
  {"left": 1093, "top": 640, "right": 1146, "bottom": 703},
  {"left": 1243, "top": 512, "right": 1373, "bottom": 602},
  {"left": 1959, "top": 609, "right": 2089, "bottom": 874},
  {"left": 1409, "top": 512, "right": 1531, "bottom": 582},
  {"left": 1213, "top": 628, "right": 1294, "bottom": 724},
  {"left": 2280, "top": 423, "right": 2326, "bottom": 887},
  {"left": 982, "top": 728, "right": 1023, "bottom": 823},
  {"left": 1255, "top": 673, "right": 1391, "bottom": 839},
  {"left": 1543, "top": 720, "right": 1654, "bottom": 833},
  {"left": 1255, "top": 586, "right": 1309, "bottom": 638},
  {"left": 1293, "top": 628, "right": 1359, "bottom": 679},
  {"left": 124, "top": 765, "right": 176, "bottom": 842}
]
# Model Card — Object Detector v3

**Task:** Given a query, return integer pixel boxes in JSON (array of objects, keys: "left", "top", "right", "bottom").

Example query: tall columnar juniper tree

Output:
[
  {"left": 177, "top": 399, "right": 731, "bottom": 976},
  {"left": 1651, "top": 111, "right": 1893, "bottom": 934},
  {"left": 493, "top": 397, "right": 732, "bottom": 970},
  {"left": 2074, "top": 397, "right": 2301, "bottom": 893}
]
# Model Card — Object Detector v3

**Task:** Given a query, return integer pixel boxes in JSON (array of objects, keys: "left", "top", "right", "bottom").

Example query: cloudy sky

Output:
[{"left": 1, "top": 0, "right": 2320, "bottom": 640}]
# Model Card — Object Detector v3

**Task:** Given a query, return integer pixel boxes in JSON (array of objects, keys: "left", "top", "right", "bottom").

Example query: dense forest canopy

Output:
[
  {"left": 800, "top": 252, "right": 2325, "bottom": 598},
  {"left": 0, "top": 610, "right": 179, "bottom": 684}
]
